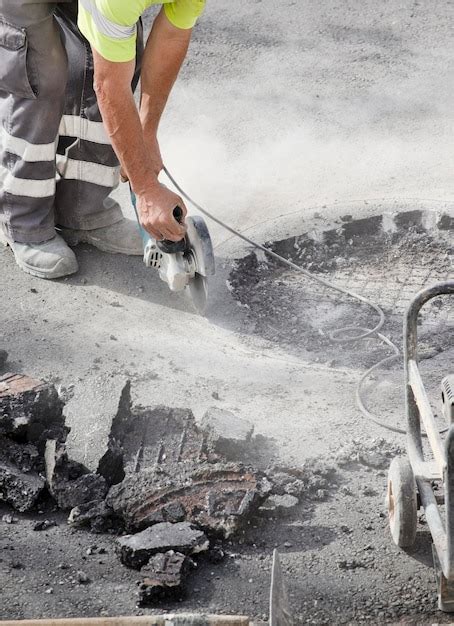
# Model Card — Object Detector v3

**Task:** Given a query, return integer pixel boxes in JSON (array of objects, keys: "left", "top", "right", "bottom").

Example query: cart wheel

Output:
[{"left": 387, "top": 457, "right": 418, "bottom": 548}]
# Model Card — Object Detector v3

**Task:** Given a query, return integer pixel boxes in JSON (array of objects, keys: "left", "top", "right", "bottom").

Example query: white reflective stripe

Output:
[
  {"left": 59, "top": 115, "right": 111, "bottom": 145},
  {"left": 79, "top": 0, "right": 136, "bottom": 40},
  {"left": 0, "top": 126, "right": 57, "bottom": 163},
  {"left": 0, "top": 163, "right": 55, "bottom": 198},
  {"left": 56, "top": 156, "right": 119, "bottom": 188}
]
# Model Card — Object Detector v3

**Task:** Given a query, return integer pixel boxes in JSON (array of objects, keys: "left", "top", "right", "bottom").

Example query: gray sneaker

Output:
[
  {"left": 9, "top": 234, "right": 79, "bottom": 279},
  {"left": 60, "top": 218, "right": 143, "bottom": 256}
]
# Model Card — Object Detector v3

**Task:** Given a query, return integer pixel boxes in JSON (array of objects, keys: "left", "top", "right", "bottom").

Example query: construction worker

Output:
[{"left": 0, "top": 1, "right": 204, "bottom": 279}]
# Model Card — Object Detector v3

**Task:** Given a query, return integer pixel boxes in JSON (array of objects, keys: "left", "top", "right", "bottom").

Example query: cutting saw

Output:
[{"left": 130, "top": 189, "right": 215, "bottom": 314}]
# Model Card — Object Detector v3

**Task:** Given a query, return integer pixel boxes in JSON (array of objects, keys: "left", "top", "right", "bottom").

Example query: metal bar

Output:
[
  {"left": 404, "top": 281, "right": 454, "bottom": 463},
  {"left": 409, "top": 360, "right": 446, "bottom": 474},
  {"left": 445, "top": 427, "right": 454, "bottom": 578},
  {"left": 417, "top": 477, "right": 448, "bottom": 576},
  {"left": 269, "top": 550, "right": 293, "bottom": 626},
  {"left": 407, "top": 443, "right": 441, "bottom": 480},
  {"left": 404, "top": 281, "right": 454, "bottom": 581},
  {"left": 404, "top": 281, "right": 454, "bottom": 363}
]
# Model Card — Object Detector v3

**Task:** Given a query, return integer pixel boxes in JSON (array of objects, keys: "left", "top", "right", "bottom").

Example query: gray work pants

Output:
[{"left": 0, "top": 0, "right": 142, "bottom": 243}]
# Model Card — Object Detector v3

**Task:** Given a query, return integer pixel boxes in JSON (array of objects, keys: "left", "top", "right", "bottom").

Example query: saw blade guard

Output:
[{"left": 185, "top": 215, "right": 215, "bottom": 278}]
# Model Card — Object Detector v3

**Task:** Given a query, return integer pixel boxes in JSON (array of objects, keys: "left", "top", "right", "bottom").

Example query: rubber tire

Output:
[{"left": 387, "top": 456, "right": 418, "bottom": 548}]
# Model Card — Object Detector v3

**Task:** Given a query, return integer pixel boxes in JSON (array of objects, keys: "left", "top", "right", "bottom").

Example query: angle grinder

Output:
[{"left": 130, "top": 188, "right": 215, "bottom": 314}]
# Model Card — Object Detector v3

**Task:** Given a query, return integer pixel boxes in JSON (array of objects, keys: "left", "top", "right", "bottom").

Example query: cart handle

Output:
[{"left": 404, "top": 280, "right": 454, "bottom": 365}]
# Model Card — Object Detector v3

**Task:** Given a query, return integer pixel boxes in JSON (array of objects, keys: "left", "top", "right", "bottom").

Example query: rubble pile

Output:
[
  {"left": 0, "top": 376, "right": 280, "bottom": 604},
  {"left": 0, "top": 375, "right": 316, "bottom": 605},
  {"left": 68, "top": 385, "right": 272, "bottom": 538},
  {"left": 0, "top": 373, "right": 67, "bottom": 511}
]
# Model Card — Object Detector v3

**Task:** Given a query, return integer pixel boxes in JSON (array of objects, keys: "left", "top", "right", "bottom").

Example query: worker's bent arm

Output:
[
  {"left": 92, "top": 51, "right": 186, "bottom": 242},
  {"left": 93, "top": 53, "right": 153, "bottom": 196}
]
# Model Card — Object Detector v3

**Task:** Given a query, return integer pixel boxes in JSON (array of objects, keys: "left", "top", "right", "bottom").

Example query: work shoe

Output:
[
  {"left": 60, "top": 218, "right": 143, "bottom": 256},
  {"left": 8, "top": 234, "right": 79, "bottom": 279}
]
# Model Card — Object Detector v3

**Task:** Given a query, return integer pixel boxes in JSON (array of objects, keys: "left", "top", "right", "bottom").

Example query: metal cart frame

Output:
[{"left": 387, "top": 280, "right": 454, "bottom": 611}]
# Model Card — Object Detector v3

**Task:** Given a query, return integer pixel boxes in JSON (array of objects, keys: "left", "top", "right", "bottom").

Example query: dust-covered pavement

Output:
[{"left": 1, "top": 0, "right": 454, "bottom": 623}]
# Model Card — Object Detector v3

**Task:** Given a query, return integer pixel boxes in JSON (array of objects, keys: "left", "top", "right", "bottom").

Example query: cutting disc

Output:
[
  {"left": 184, "top": 215, "right": 215, "bottom": 313},
  {"left": 187, "top": 270, "right": 209, "bottom": 314}
]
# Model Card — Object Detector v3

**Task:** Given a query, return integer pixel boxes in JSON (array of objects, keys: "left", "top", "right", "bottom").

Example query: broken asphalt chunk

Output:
[
  {"left": 33, "top": 519, "right": 56, "bottom": 531},
  {"left": 201, "top": 407, "right": 254, "bottom": 460},
  {"left": 0, "top": 374, "right": 67, "bottom": 449},
  {"left": 261, "top": 494, "right": 299, "bottom": 513},
  {"left": 0, "top": 436, "right": 42, "bottom": 474},
  {"left": 107, "top": 463, "right": 271, "bottom": 536},
  {"left": 138, "top": 551, "right": 194, "bottom": 605},
  {"left": 45, "top": 440, "right": 108, "bottom": 510},
  {"left": 97, "top": 400, "right": 217, "bottom": 489},
  {"left": 0, "top": 461, "right": 45, "bottom": 512},
  {"left": 51, "top": 472, "right": 108, "bottom": 511},
  {"left": 68, "top": 499, "right": 123, "bottom": 534},
  {"left": 96, "top": 381, "right": 133, "bottom": 486},
  {"left": 116, "top": 522, "right": 208, "bottom": 570}
]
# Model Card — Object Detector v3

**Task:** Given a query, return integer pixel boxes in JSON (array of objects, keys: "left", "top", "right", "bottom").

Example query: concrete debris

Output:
[
  {"left": 81, "top": 401, "right": 270, "bottom": 537},
  {"left": 261, "top": 494, "right": 299, "bottom": 512},
  {"left": 65, "top": 377, "right": 131, "bottom": 474},
  {"left": 96, "top": 381, "right": 134, "bottom": 486},
  {"left": 107, "top": 463, "right": 272, "bottom": 536},
  {"left": 138, "top": 551, "right": 194, "bottom": 605},
  {"left": 118, "top": 405, "right": 206, "bottom": 474},
  {"left": 0, "top": 374, "right": 67, "bottom": 449},
  {"left": 97, "top": 401, "right": 211, "bottom": 487},
  {"left": 76, "top": 570, "right": 91, "bottom": 584},
  {"left": 0, "top": 434, "right": 45, "bottom": 512},
  {"left": 53, "top": 472, "right": 108, "bottom": 511},
  {"left": 0, "top": 379, "right": 291, "bottom": 607},
  {"left": 86, "top": 545, "right": 106, "bottom": 555},
  {"left": 0, "top": 461, "right": 45, "bottom": 512},
  {"left": 68, "top": 499, "right": 123, "bottom": 534},
  {"left": 45, "top": 440, "right": 108, "bottom": 511},
  {"left": 336, "top": 438, "right": 404, "bottom": 470},
  {"left": 201, "top": 407, "right": 254, "bottom": 460},
  {"left": 116, "top": 522, "right": 208, "bottom": 570},
  {"left": 268, "top": 461, "right": 336, "bottom": 499},
  {"left": 33, "top": 519, "right": 56, "bottom": 531},
  {"left": 0, "top": 436, "right": 42, "bottom": 474},
  {"left": 206, "top": 544, "right": 225, "bottom": 564}
]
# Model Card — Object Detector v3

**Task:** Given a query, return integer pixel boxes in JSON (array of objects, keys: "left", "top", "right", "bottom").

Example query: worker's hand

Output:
[{"left": 137, "top": 183, "right": 187, "bottom": 242}]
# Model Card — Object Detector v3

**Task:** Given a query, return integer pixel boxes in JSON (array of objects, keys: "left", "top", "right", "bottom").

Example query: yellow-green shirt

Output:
[{"left": 78, "top": 0, "right": 205, "bottom": 63}]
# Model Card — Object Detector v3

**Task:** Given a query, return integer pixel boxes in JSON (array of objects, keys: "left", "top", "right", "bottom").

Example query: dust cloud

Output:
[{"left": 158, "top": 9, "right": 454, "bottom": 243}]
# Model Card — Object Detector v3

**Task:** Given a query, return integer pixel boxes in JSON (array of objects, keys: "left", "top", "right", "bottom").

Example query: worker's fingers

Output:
[
  {"left": 156, "top": 211, "right": 186, "bottom": 240},
  {"left": 141, "top": 220, "right": 162, "bottom": 241},
  {"left": 160, "top": 223, "right": 186, "bottom": 242}
]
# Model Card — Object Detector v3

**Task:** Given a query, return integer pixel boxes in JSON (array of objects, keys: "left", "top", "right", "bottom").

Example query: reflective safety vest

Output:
[{"left": 78, "top": 0, "right": 205, "bottom": 62}]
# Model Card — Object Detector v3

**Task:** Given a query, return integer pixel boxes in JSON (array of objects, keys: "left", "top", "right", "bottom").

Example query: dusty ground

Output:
[{"left": 1, "top": 0, "right": 454, "bottom": 623}]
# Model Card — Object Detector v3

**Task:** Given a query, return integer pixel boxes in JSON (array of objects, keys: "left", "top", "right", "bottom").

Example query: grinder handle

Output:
[
  {"left": 156, "top": 205, "right": 186, "bottom": 254},
  {"left": 173, "top": 206, "right": 184, "bottom": 224}
]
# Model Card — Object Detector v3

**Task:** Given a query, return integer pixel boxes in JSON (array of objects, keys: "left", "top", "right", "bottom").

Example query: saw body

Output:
[{"left": 131, "top": 190, "right": 215, "bottom": 314}]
